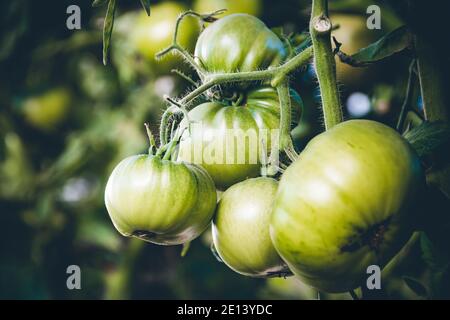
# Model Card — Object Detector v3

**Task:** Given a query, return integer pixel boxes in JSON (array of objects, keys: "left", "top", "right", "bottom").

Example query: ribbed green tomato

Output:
[
  {"left": 177, "top": 86, "right": 303, "bottom": 189},
  {"left": 194, "top": 14, "right": 286, "bottom": 74},
  {"left": 212, "top": 177, "right": 289, "bottom": 277},
  {"left": 194, "top": 0, "right": 262, "bottom": 17},
  {"left": 105, "top": 154, "right": 217, "bottom": 245},
  {"left": 270, "top": 120, "right": 423, "bottom": 292}
]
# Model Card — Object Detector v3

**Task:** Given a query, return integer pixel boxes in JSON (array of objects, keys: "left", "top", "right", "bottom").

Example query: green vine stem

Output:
[
  {"left": 309, "top": 0, "right": 343, "bottom": 130},
  {"left": 415, "top": 34, "right": 450, "bottom": 196},
  {"left": 276, "top": 80, "right": 293, "bottom": 151},
  {"left": 158, "top": 47, "right": 314, "bottom": 150},
  {"left": 177, "top": 47, "right": 314, "bottom": 108},
  {"left": 155, "top": 10, "right": 226, "bottom": 79}
]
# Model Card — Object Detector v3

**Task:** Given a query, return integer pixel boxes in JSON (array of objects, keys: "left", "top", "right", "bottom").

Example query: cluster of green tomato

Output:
[{"left": 104, "top": 12, "right": 424, "bottom": 293}]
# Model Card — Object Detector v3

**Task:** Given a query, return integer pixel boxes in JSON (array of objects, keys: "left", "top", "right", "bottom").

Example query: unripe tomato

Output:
[
  {"left": 194, "top": 0, "right": 262, "bottom": 17},
  {"left": 177, "top": 86, "right": 303, "bottom": 189},
  {"left": 130, "top": 2, "right": 199, "bottom": 72},
  {"left": 105, "top": 154, "right": 217, "bottom": 245},
  {"left": 21, "top": 87, "right": 71, "bottom": 131},
  {"left": 331, "top": 14, "right": 378, "bottom": 88},
  {"left": 212, "top": 177, "right": 289, "bottom": 277},
  {"left": 270, "top": 120, "right": 423, "bottom": 292},
  {"left": 194, "top": 14, "right": 286, "bottom": 75}
]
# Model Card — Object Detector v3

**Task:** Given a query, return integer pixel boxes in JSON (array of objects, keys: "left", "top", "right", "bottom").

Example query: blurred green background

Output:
[{"left": 1, "top": 0, "right": 448, "bottom": 299}]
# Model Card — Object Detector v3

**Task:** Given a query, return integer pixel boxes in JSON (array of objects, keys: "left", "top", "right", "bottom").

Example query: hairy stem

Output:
[
  {"left": 179, "top": 47, "right": 314, "bottom": 107},
  {"left": 276, "top": 80, "right": 293, "bottom": 151},
  {"left": 271, "top": 46, "right": 314, "bottom": 87},
  {"left": 310, "top": 0, "right": 343, "bottom": 130},
  {"left": 159, "top": 106, "right": 177, "bottom": 147}
]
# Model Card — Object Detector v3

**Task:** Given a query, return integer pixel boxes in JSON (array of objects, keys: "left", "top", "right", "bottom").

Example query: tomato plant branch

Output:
[
  {"left": 271, "top": 46, "right": 313, "bottom": 87},
  {"left": 310, "top": 0, "right": 343, "bottom": 130},
  {"left": 415, "top": 34, "right": 450, "bottom": 197},
  {"left": 177, "top": 47, "right": 314, "bottom": 107}
]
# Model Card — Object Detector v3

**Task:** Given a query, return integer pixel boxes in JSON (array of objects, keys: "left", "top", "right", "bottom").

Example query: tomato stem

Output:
[
  {"left": 155, "top": 10, "right": 226, "bottom": 79},
  {"left": 310, "top": 0, "right": 343, "bottom": 130},
  {"left": 174, "top": 47, "right": 313, "bottom": 109},
  {"left": 276, "top": 80, "right": 293, "bottom": 151}
]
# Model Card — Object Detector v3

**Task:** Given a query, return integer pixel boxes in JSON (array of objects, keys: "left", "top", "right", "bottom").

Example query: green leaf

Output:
[
  {"left": 420, "top": 233, "right": 449, "bottom": 272},
  {"left": 92, "top": 0, "right": 108, "bottom": 7},
  {"left": 140, "top": 0, "right": 151, "bottom": 16},
  {"left": 402, "top": 276, "right": 428, "bottom": 298},
  {"left": 403, "top": 121, "right": 450, "bottom": 158},
  {"left": 350, "top": 26, "right": 412, "bottom": 64},
  {"left": 102, "top": 0, "right": 117, "bottom": 66}
]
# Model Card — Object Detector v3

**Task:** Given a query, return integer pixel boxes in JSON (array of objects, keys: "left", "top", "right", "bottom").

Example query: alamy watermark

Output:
[
  {"left": 66, "top": 265, "right": 81, "bottom": 290},
  {"left": 66, "top": 5, "right": 81, "bottom": 30},
  {"left": 178, "top": 123, "right": 280, "bottom": 167}
]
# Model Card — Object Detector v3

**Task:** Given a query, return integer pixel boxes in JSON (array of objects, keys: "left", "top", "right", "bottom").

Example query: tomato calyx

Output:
[{"left": 145, "top": 122, "right": 183, "bottom": 161}]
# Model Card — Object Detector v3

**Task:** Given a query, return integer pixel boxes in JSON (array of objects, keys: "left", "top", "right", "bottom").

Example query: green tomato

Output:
[
  {"left": 194, "top": 14, "right": 286, "bottom": 75},
  {"left": 212, "top": 177, "right": 289, "bottom": 277},
  {"left": 130, "top": 2, "right": 199, "bottom": 72},
  {"left": 177, "top": 86, "right": 303, "bottom": 189},
  {"left": 105, "top": 154, "right": 217, "bottom": 245},
  {"left": 194, "top": 0, "right": 262, "bottom": 16},
  {"left": 270, "top": 120, "right": 423, "bottom": 292},
  {"left": 21, "top": 87, "right": 71, "bottom": 131}
]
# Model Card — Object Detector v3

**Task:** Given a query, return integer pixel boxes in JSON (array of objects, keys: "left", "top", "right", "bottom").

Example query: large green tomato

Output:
[
  {"left": 194, "top": 14, "right": 286, "bottom": 75},
  {"left": 194, "top": 0, "right": 262, "bottom": 17},
  {"left": 130, "top": 2, "right": 199, "bottom": 72},
  {"left": 21, "top": 87, "right": 71, "bottom": 131},
  {"left": 212, "top": 177, "right": 289, "bottom": 277},
  {"left": 270, "top": 120, "right": 423, "bottom": 292},
  {"left": 105, "top": 154, "right": 217, "bottom": 245},
  {"left": 177, "top": 86, "right": 303, "bottom": 189}
]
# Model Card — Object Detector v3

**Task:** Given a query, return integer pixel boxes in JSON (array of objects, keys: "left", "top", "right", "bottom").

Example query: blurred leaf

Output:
[
  {"left": 92, "top": 0, "right": 108, "bottom": 7},
  {"left": 0, "top": 2, "right": 28, "bottom": 62},
  {"left": 0, "top": 133, "right": 34, "bottom": 200},
  {"left": 402, "top": 276, "right": 428, "bottom": 298},
  {"left": 420, "top": 232, "right": 449, "bottom": 272},
  {"left": 140, "top": 0, "right": 151, "bottom": 16},
  {"left": 77, "top": 218, "right": 121, "bottom": 252},
  {"left": 350, "top": 26, "right": 412, "bottom": 64},
  {"left": 403, "top": 121, "right": 450, "bottom": 158},
  {"left": 102, "top": 0, "right": 117, "bottom": 66}
]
